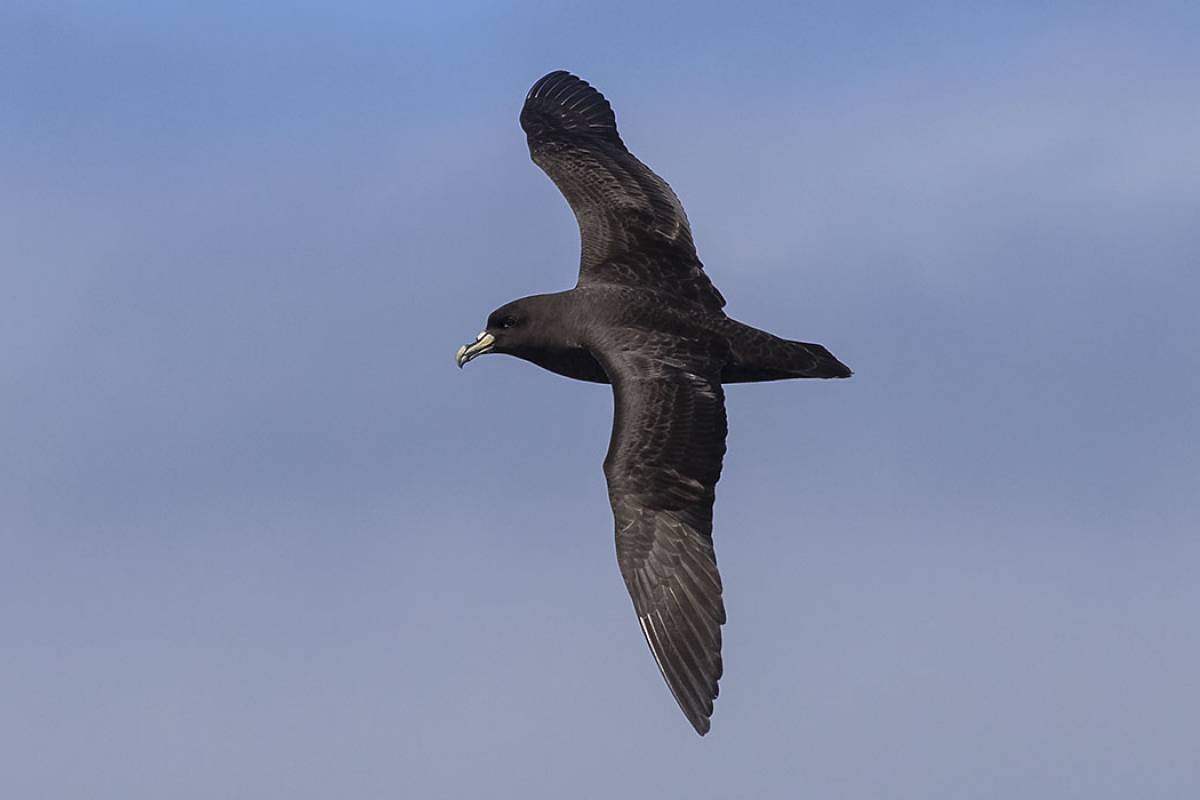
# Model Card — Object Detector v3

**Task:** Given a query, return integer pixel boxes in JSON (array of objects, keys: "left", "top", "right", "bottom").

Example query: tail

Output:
[{"left": 718, "top": 319, "right": 852, "bottom": 383}]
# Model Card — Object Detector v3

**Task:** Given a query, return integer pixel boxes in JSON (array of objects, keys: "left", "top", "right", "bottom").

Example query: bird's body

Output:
[
  {"left": 457, "top": 71, "right": 850, "bottom": 735},
  {"left": 475, "top": 287, "right": 850, "bottom": 386}
]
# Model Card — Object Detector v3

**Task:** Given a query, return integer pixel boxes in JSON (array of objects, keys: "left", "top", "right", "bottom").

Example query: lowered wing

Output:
[{"left": 595, "top": 332, "right": 729, "bottom": 734}]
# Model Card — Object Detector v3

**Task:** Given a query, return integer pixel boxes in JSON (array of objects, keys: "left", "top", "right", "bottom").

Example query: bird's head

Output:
[{"left": 456, "top": 296, "right": 557, "bottom": 368}]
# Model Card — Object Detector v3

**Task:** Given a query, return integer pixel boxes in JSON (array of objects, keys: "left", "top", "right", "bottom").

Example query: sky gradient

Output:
[{"left": 3, "top": 2, "right": 1199, "bottom": 798}]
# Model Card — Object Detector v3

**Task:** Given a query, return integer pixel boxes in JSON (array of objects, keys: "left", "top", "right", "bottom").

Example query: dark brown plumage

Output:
[{"left": 456, "top": 70, "right": 851, "bottom": 735}]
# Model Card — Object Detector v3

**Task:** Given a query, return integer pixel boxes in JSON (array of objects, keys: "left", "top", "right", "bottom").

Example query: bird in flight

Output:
[{"left": 456, "top": 70, "right": 851, "bottom": 735}]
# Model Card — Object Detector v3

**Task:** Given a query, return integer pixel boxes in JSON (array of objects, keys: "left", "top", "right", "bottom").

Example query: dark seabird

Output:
[{"left": 456, "top": 70, "right": 851, "bottom": 735}]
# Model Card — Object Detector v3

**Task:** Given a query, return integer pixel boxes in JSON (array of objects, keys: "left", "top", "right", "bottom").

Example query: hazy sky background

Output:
[{"left": 3, "top": 2, "right": 1199, "bottom": 798}]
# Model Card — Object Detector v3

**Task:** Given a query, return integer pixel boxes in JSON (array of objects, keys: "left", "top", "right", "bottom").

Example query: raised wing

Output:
[
  {"left": 520, "top": 70, "right": 726, "bottom": 311},
  {"left": 596, "top": 333, "right": 729, "bottom": 734}
]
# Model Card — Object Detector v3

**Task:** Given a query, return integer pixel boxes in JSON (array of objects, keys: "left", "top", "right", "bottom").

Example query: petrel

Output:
[{"left": 456, "top": 70, "right": 851, "bottom": 735}]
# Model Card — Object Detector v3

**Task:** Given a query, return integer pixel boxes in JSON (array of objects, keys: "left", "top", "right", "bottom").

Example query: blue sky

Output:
[{"left": 3, "top": 2, "right": 1199, "bottom": 798}]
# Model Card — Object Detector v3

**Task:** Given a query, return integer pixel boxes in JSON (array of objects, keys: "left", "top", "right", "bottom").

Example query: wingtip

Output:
[
  {"left": 525, "top": 69, "right": 574, "bottom": 100},
  {"left": 521, "top": 69, "right": 621, "bottom": 144}
]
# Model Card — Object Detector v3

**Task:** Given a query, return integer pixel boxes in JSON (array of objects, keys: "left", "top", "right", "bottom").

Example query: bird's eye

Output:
[{"left": 501, "top": 316, "right": 517, "bottom": 329}]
